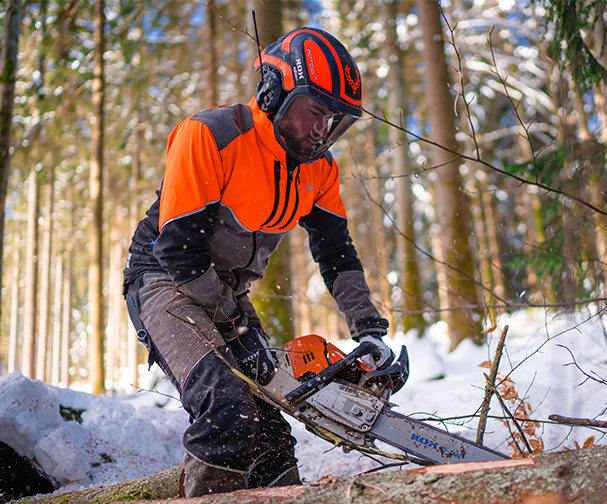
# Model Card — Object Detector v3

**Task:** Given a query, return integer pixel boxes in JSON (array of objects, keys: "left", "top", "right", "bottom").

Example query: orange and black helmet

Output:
[{"left": 254, "top": 27, "right": 363, "bottom": 163}]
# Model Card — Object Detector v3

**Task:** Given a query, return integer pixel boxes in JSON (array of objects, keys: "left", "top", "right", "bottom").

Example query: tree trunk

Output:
[
  {"left": 22, "top": 169, "right": 40, "bottom": 379},
  {"left": 89, "top": 0, "right": 106, "bottom": 394},
  {"left": 107, "top": 212, "right": 124, "bottom": 390},
  {"left": 417, "top": 0, "right": 482, "bottom": 350},
  {"left": 50, "top": 255, "right": 63, "bottom": 386},
  {"left": 385, "top": 1, "right": 425, "bottom": 334},
  {"left": 0, "top": 0, "right": 22, "bottom": 325},
  {"left": 205, "top": 0, "right": 218, "bottom": 107},
  {"left": 17, "top": 447, "right": 607, "bottom": 504},
  {"left": 8, "top": 234, "right": 20, "bottom": 372},
  {"left": 365, "top": 129, "right": 393, "bottom": 329},
  {"left": 36, "top": 169, "right": 55, "bottom": 383},
  {"left": 61, "top": 249, "right": 72, "bottom": 387}
]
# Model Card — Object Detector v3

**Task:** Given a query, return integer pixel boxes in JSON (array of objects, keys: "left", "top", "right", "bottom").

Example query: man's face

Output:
[{"left": 277, "top": 95, "right": 344, "bottom": 161}]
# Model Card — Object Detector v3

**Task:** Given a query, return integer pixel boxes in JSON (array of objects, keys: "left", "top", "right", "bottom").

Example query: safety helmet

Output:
[{"left": 254, "top": 27, "right": 363, "bottom": 163}]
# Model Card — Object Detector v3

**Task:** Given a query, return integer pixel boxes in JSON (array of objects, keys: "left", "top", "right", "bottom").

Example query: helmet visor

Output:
[{"left": 275, "top": 92, "right": 358, "bottom": 163}]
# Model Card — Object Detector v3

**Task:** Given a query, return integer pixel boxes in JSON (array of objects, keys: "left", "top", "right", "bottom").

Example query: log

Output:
[
  {"left": 129, "top": 446, "right": 607, "bottom": 504},
  {"left": 13, "top": 446, "right": 607, "bottom": 504}
]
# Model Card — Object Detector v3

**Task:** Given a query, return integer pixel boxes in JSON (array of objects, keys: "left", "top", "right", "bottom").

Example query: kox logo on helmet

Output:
[{"left": 294, "top": 58, "right": 305, "bottom": 82}]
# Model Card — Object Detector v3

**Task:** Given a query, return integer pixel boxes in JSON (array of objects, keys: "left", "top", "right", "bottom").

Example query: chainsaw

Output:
[{"left": 251, "top": 334, "right": 510, "bottom": 466}]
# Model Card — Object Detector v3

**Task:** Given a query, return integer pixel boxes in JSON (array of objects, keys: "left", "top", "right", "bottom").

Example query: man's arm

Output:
[{"left": 299, "top": 204, "right": 388, "bottom": 339}]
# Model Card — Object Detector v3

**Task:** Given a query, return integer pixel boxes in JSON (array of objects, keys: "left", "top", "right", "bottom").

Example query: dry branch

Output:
[{"left": 476, "top": 325, "right": 509, "bottom": 444}]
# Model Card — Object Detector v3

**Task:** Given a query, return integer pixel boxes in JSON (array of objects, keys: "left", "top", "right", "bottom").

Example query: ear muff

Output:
[{"left": 256, "top": 69, "right": 283, "bottom": 114}]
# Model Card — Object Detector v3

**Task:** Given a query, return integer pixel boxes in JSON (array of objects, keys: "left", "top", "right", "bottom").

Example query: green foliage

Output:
[
  {"left": 536, "top": 0, "right": 607, "bottom": 87},
  {"left": 59, "top": 405, "right": 85, "bottom": 423}
]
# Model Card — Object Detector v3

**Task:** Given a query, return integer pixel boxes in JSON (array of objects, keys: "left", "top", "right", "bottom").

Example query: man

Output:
[{"left": 123, "top": 27, "right": 393, "bottom": 497}]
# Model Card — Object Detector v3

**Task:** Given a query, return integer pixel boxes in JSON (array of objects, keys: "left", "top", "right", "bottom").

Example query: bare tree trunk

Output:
[
  {"left": 50, "top": 255, "right": 63, "bottom": 386},
  {"left": 365, "top": 130, "right": 393, "bottom": 328},
  {"left": 418, "top": 0, "right": 482, "bottom": 350},
  {"left": 61, "top": 250, "right": 72, "bottom": 387},
  {"left": 8, "top": 235, "right": 20, "bottom": 372},
  {"left": 36, "top": 168, "right": 55, "bottom": 382},
  {"left": 89, "top": 0, "right": 106, "bottom": 394},
  {"left": 0, "top": 0, "right": 22, "bottom": 325},
  {"left": 107, "top": 213, "right": 124, "bottom": 390},
  {"left": 22, "top": 169, "right": 40, "bottom": 379},
  {"left": 206, "top": 0, "right": 218, "bottom": 107},
  {"left": 385, "top": 1, "right": 425, "bottom": 334}
]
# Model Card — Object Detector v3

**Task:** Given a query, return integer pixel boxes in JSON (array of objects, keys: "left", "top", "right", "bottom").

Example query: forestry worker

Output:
[{"left": 123, "top": 27, "right": 393, "bottom": 497}]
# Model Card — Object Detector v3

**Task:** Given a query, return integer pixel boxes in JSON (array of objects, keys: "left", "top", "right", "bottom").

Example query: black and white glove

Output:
[
  {"left": 229, "top": 327, "right": 276, "bottom": 385},
  {"left": 359, "top": 335, "right": 394, "bottom": 371}
]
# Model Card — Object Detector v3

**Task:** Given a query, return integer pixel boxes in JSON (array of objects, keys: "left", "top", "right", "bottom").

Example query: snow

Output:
[{"left": 1, "top": 308, "right": 606, "bottom": 496}]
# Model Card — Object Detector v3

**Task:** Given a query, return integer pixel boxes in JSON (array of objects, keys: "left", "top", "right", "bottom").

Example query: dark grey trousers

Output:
[{"left": 126, "top": 271, "right": 298, "bottom": 483}]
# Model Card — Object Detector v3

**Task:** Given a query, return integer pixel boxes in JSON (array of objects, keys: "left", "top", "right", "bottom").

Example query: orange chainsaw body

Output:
[{"left": 283, "top": 334, "right": 372, "bottom": 380}]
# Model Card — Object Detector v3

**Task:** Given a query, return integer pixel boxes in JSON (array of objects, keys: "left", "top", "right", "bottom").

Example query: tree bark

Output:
[
  {"left": 385, "top": 1, "right": 425, "bottom": 334},
  {"left": 36, "top": 168, "right": 55, "bottom": 383},
  {"left": 417, "top": 0, "right": 482, "bottom": 350},
  {"left": 8, "top": 234, "right": 20, "bottom": 372},
  {"left": 22, "top": 169, "right": 40, "bottom": 379},
  {"left": 0, "top": 0, "right": 22, "bottom": 325},
  {"left": 50, "top": 255, "right": 63, "bottom": 386},
  {"left": 16, "top": 447, "right": 607, "bottom": 504},
  {"left": 89, "top": 0, "right": 106, "bottom": 394}
]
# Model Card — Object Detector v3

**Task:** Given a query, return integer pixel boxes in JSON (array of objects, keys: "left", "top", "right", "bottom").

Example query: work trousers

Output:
[{"left": 125, "top": 271, "right": 299, "bottom": 484}]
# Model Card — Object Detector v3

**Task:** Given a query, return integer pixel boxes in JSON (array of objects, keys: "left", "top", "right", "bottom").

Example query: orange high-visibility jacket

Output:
[{"left": 124, "top": 98, "right": 387, "bottom": 338}]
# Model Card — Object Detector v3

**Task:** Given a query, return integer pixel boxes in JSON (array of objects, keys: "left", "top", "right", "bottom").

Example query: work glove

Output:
[
  {"left": 229, "top": 327, "right": 276, "bottom": 386},
  {"left": 358, "top": 334, "right": 394, "bottom": 371}
]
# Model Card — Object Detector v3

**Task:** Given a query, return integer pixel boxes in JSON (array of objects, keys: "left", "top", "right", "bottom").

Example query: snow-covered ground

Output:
[{"left": 1, "top": 308, "right": 606, "bottom": 496}]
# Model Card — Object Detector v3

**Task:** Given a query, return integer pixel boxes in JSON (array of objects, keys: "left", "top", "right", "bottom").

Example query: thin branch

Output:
[
  {"left": 485, "top": 374, "right": 534, "bottom": 455},
  {"left": 477, "top": 325, "right": 509, "bottom": 444},
  {"left": 548, "top": 415, "right": 607, "bottom": 429},
  {"left": 364, "top": 107, "right": 607, "bottom": 218}
]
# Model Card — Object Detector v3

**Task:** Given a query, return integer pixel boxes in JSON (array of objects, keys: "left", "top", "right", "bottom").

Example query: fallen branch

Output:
[{"left": 548, "top": 414, "right": 607, "bottom": 429}]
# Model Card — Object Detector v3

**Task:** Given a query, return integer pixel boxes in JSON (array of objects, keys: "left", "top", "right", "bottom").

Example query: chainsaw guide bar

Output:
[{"left": 250, "top": 335, "right": 510, "bottom": 467}]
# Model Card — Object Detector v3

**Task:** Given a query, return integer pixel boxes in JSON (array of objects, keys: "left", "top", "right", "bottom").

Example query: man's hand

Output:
[
  {"left": 229, "top": 327, "right": 276, "bottom": 385},
  {"left": 358, "top": 335, "right": 394, "bottom": 370}
]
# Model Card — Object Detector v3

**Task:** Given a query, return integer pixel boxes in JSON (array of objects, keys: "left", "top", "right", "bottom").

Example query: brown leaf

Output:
[
  {"left": 479, "top": 361, "right": 493, "bottom": 369},
  {"left": 582, "top": 437, "right": 596, "bottom": 449}
]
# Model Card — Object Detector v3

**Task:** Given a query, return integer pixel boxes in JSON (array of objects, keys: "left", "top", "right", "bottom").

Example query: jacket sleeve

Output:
[
  {"left": 299, "top": 204, "right": 388, "bottom": 339},
  {"left": 152, "top": 118, "right": 239, "bottom": 321}
]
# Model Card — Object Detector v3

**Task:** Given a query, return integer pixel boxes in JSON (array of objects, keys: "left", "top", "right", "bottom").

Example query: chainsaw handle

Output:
[{"left": 284, "top": 341, "right": 377, "bottom": 404}]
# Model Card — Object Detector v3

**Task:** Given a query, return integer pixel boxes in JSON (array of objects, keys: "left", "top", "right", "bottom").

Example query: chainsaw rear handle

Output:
[{"left": 284, "top": 341, "right": 380, "bottom": 405}]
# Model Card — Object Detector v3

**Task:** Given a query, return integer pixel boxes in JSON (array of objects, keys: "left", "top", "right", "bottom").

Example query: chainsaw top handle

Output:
[{"left": 284, "top": 341, "right": 394, "bottom": 405}]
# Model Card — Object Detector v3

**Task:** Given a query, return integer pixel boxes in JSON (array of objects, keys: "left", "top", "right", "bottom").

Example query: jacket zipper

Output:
[
  {"left": 279, "top": 165, "right": 301, "bottom": 230},
  {"left": 261, "top": 162, "right": 281, "bottom": 227},
  {"left": 268, "top": 156, "right": 300, "bottom": 229}
]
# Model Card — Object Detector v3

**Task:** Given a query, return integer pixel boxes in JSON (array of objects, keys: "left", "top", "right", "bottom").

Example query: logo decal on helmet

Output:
[
  {"left": 294, "top": 58, "right": 305, "bottom": 82},
  {"left": 345, "top": 65, "right": 360, "bottom": 94}
]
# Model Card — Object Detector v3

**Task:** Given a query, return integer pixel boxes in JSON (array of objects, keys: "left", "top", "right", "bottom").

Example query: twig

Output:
[
  {"left": 548, "top": 414, "right": 607, "bottom": 429},
  {"left": 557, "top": 344, "right": 607, "bottom": 386},
  {"left": 476, "top": 325, "right": 509, "bottom": 444}
]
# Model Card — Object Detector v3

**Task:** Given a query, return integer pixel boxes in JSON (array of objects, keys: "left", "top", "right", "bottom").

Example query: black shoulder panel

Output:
[{"left": 190, "top": 104, "right": 255, "bottom": 151}]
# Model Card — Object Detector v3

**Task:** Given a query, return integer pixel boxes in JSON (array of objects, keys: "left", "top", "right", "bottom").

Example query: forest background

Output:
[{"left": 0, "top": 0, "right": 606, "bottom": 396}]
